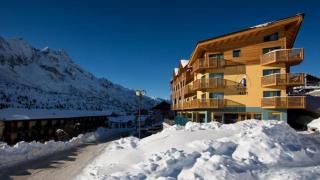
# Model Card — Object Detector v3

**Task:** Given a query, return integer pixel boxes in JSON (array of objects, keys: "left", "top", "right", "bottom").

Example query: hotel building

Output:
[{"left": 171, "top": 13, "right": 306, "bottom": 123}]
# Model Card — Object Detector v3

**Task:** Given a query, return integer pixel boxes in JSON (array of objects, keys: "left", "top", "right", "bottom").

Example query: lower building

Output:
[{"left": 0, "top": 108, "right": 108, "bottom": 145}]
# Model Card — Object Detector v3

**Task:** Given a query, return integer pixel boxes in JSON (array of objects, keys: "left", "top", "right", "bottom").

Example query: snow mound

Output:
[
  {"left": 77, "top": 120, "right": 320, "bottom": 180},
  {"left": 185, "top": 121, "right": 220, "bottom": 131},
  {"left": 107, "top": 137, "right": 139, "bottom": 151}
]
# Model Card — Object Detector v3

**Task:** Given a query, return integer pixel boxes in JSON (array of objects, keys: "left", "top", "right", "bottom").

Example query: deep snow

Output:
[{"left": 76, "top": 120, "right": 320, "bottom": 180}]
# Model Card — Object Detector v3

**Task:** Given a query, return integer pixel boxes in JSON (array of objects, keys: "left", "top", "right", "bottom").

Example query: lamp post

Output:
[{"left": 135, "top": 89, "right": 146, "bottom": 139}]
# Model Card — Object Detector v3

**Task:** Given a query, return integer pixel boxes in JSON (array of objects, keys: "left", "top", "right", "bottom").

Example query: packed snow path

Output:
[{"left": 0, "top": 142, "right": 110, "bottom": 180}]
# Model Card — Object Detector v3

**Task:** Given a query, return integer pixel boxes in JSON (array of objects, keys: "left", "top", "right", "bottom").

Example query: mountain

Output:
[{"left": 0, "top": 36, "right": 159, "bottom": 114}]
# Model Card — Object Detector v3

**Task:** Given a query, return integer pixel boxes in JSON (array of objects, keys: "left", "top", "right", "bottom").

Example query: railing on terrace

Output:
[
  {"left": 261, "top": 73, "right": 305, "bottom": 87},
  {"left": 260, "top": 48, "right": 304, "bottom": 65},
  {"left": 192, "top": 57, "right": 244, "bottom": 73},
  {"left": 261, "top": 96, "right": 306, "bottom": 109},
  {"left": 182, "top": 98, "right": 244, "bottom": 110},
  {"left": 183, "top": 84, "right": 196, "bottom": 96},
  {"left": 183, "top": 99, "right": 224, "bottom": 109},
  {"left": 192, "top": 78, "right": 244, "bottom": 91}
]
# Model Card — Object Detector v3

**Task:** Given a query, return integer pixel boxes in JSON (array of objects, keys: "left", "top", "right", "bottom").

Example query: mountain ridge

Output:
[{"left": 0, "top": 36, "right": 160, "bottom": 114}]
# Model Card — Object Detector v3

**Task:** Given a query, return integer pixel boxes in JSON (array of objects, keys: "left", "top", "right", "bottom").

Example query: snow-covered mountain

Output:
[{"left": 0, "top": 36, "right": 159, "bottom": 114}]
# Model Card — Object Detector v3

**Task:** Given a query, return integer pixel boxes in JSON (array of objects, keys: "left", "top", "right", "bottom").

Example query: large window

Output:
[
  {"left": 209, "top": 73, "right": 224, "bottom": 78},
  {"left": 269, "top": 112, "right": 281, "bottom": 120},
  {"left": 233, "top": 50, "right": 241, "bottom": 58},
  {"left": 264, "top": 32, "right": 279, "bottom": 42},
  {"left": 262, "top": 69, "right": 280, "bottom": 76},
  {"left": 262, "top": 46, "right": 281, "bottom": 54},
  {"left": 208, "top": 53, "right": 224, "bottom": 59},
  {"left": 209, "top": 92, "right": 224, "bottom": 99},
  {"left": 263, "top": 91, "right": 281, "bottom": 97}
]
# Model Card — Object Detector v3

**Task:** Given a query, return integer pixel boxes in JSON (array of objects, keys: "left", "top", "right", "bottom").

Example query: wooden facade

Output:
[{"left": 170, "top": 13, "right": 306, "bottom": 123}]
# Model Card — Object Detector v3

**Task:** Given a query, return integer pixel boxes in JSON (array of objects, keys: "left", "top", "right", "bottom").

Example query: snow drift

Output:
[{"left": 77, "top": 120, "right": 320, "bottom": 180}]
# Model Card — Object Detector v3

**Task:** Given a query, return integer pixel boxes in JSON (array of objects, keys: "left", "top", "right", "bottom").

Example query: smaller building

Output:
[
  {"left": 151, "top": 101, "right": 174, "bottom": 121},
  {"left": 0, "top": 108, "right": 109, "bottom": 145}
]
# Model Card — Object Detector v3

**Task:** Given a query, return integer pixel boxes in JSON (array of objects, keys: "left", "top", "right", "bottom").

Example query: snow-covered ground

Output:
[
  {"left": 76, "top": 120, "right": 320, "bottom": 180},
  {"left": 0, "top": 127, "right": 126, "bottom": 169}
]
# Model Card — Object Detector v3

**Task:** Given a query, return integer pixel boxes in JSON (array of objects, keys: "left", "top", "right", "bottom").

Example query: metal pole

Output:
[{"left": 138, "top": 95, "right": 141, "bottom": 139}]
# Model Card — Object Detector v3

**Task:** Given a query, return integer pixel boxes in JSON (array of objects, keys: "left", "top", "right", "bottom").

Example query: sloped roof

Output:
[
  {"left": 180, "top": 59, "right": 189, "bottom": 68},
  {"left": 189, "top": 13, "right": 305, "bottom": 64},
  {"left": 174, "top": 68, "right": 179, "bottom": 76}
]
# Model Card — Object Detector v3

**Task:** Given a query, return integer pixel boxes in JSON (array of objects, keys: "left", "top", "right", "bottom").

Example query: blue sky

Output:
[{"left": 0, "top": 0, "right": 319, "bottom": 98}]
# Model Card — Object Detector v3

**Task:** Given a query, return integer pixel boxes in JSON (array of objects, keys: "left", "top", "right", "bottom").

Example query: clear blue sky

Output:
[{"left": 0, "top": 0, "right": 319, "bottom": 98}]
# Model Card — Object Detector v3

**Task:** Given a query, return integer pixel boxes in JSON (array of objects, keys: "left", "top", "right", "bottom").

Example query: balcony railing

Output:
[
  {"left": 193, "top": 78, "right": 225, "bottom": 90},
  {"left": 171, "top": 99, "right": 244, "bottom": 110},
  {"left": 261, "top": 73, "right": 305, "bottom": 87},
  {"left": 260, "top": 48, "right": 304, "bottom": 65},
  {"left": 183, "top": 84, "right": 196, "bottom": 96},
  {"left": 192, "top": 57, "right": 243, "bottom": 73},
  {"left": 261, "top": 96, "right": 306, "bottom": 109},
  {"left": 184, "top": 99, "right": 225, "bottom": 109}
]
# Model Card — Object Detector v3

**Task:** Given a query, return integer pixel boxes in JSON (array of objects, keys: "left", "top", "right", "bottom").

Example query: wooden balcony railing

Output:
[
  {"left": 184, "top": 99, "right": 225, "bottom": 109},
  {"left": 183, "top": 84, "right": 196, "bottom": 96},
  {"left": 193, "top": 78, "right": 225, "bottom": 90},
  {"left": 192, "top": 57, "right": 243, "bottom": 73},
  {"left": 193, "top": 78, "right": 243, "bottom": 91},
  {"left": 261, "top": 96, "right": 306, "bottom": 109},
  {"left": 261, "top": 73, "right": 305, "bottom": 87},
  {"left": 171, "top": 99, "right": 244, "bottom": 110},
  {"left": 260, "top": 48, "right": 304, "bottom": 65}
]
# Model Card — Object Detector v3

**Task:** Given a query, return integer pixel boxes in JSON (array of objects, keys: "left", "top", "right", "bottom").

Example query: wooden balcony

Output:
[
  {"left": 192, "top": 57, "right": 243, "bottom": 73},
  {"left": 261, "top": 96, "right": 306, "bottom": 109},
  {"left": 193, "top": 78, "right": 225, "bottom": 90},
  {"left": 184, "top": 99, "right": 225, "bottom": 109},
  {"left": 171, "top": 103, "right": 183, "bottom": 111},
  {"left": 183, "top": 84, "right": 196, "bottom": 96},
  {"left": 260, "top": 48, "right": 304, "bottom": 66},
  {"left": 193, "top": 78, "right": 243, "bottom": 91},
  {"left": 261, "top": 73, "right": 305, "bottom": 87},
  {"left": 171, "top": 99, "right": 244, "bottom": 110}
]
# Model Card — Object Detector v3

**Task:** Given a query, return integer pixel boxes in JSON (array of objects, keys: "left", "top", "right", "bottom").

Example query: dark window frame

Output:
[
  {"left": 262, "top": 46, "right": 281, "bottom": 54},
  {"left": 264, "top": 32, "right": 279, "bottom": 42},
  {"left": 262, "top": 69, "right": 281, "bottom": 76},
  {"left": 233, "top": 49, "right": 241, "bottom": 58}
]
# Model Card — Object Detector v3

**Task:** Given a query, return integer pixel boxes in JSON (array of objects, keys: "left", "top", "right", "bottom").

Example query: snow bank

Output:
[
  {"left": 0, "top": 127, "right": 121, "bottom": 169},
  {"left": 77, "top": 120, "right": 320, "bottom": 180}
]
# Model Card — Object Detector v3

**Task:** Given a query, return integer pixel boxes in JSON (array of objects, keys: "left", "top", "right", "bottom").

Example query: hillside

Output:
[{"left": 0, "top": 36, "right": 158, "bottom": 114}]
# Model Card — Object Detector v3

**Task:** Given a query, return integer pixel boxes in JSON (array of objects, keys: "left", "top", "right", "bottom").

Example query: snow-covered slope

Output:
[
  {"left": 0, "top": 36, "right": 158, "bottom": 114},
  {"left": 77, "top": 120, "right": 320, "bottom": 180}
]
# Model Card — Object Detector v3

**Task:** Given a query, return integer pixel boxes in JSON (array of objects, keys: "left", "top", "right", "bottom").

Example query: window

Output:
[
  {"left": 209, "top": 92, "right": 224, "bottom": 99},
  {"left": 209, "top": 73, "right": 224, "bottom": 79},
  {"left": 208, "top": 53, "right": 224, "bottom": 59},
  {"left": 264, "top": 32, "right": 279, "bottom": 42},
  {"left": 253, "top": 114, "right": 262, "bottom": 120},
  {"left": 262, "top": 69, "right": 281, "bottom": 76},
  {"left": 263, "top": 91, "right": 281, "bottom": 97},
  {"left": 262, "top": 46, "right": 281, "bottom": 54},
  {"left": 233, "top": 50, "right": 241, "bottom": 58},
  {"left": 269, "top": 112, "right": 281, "bottom": 120}
]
